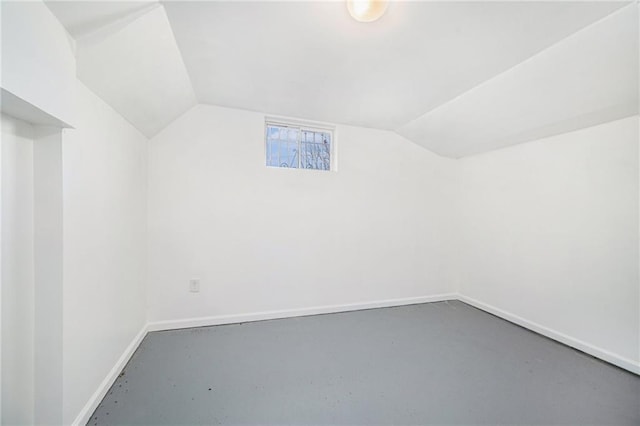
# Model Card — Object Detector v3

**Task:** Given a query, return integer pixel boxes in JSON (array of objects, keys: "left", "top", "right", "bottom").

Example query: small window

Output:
[{"left": 265, "top": 121, "right": 333, "bottom": 171}]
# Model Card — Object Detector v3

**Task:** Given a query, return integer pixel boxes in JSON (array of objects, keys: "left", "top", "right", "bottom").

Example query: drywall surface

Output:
[
  {"left": 61, "top": 82, "right": 148, "bottom": 425},
  {"left": 164, "top": 1, "right": 624, "bottom": 131},
  {"left": 147, "top": 104, "right": 455, "bottom": 322},
  {"left": 397, "top": 4, "right": 638, "bottom": 158},
  {"left": 1, "top": 114, "right": 35, "bottom": 425},
  {"left": 75, "top": 4, "right": 197, "bottom": 138},
  {"left": 456, "top": 116, "right": 640, "bottom": 368},
  {"left": 33, "top": 127, "right": 64, "bottom": 425},
  {"left": 0, "top": 1, "right": 76, "bottom": 126}
]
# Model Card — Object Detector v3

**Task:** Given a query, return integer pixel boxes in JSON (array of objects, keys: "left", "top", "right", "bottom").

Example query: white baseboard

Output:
[
  {"left": 457, "top": 293, "right": 640, "bottom": 375},
  {"left": 147, "top": 293, "right": 458, "bottom": 332},
  {"left": 71, "top": 324, "right": 148, "bottom": 426},
  {"left": 71, "top": 291, "right": 639, "bottom": 425}
]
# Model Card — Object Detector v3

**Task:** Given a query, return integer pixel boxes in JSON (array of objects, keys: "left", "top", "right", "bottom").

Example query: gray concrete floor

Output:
[{"left": 89, "top": 301, "right": 640, "bottom": 425}]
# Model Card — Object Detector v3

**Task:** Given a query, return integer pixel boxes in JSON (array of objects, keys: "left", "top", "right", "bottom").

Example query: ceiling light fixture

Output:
[{"left": 347, "top": 0, "right": 389, "bottom": 23}]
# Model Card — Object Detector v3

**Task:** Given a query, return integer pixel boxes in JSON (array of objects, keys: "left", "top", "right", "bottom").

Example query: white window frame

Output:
[{"left": 265, "top": 118, "right": 336, "bottom": 172}]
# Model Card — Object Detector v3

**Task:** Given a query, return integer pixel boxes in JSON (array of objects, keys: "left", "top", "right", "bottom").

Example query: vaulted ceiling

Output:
[{"left": 46, "top": 1, "right": 637, "bottom": 158}]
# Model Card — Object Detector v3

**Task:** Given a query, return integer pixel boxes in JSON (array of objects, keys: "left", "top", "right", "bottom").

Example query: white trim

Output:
[
  {"left": 265, "top": 115, "right": 336, "bottom": 132},
  {"left": 457, "top": 293, "right": 640, "bottom": 375},
  {"left": 147, "top": 293, "right": 457, "bottom": 332},
  {"left": 71, "top": 324, "right": 149, "bottom": 426},
  {"left": 71, "top": 292, "right": 640, "bottom": 424},
  {"left": 69, "top": 294, "right": 454, "bottom": 425}
]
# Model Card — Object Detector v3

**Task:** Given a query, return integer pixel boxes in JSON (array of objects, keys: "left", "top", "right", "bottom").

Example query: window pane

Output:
[
  {"left": 300, "top": 130, "right": 331, "bottom": 171},
  {"left": 266, "top": 124, "right": 299, "bottom": 168},
  {"left": 267, "top": 140, "right": 280, "bottom": 167}
]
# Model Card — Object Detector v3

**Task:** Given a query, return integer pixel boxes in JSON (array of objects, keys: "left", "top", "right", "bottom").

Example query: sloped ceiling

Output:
[
  {"left": 46, "top": 1, "right": 636, "bottom": 156},
  {"left": 75, "top": 5, "right": 197, "bottom": 137},
  {"left": 47, "top": 1, "right": 197, "bottom": 137},
  {"left": 44, "top": 1, "right": 157, "bottom": 39},
  {"left": 397, "top": 5, "right": 639, "bottom": 158}
]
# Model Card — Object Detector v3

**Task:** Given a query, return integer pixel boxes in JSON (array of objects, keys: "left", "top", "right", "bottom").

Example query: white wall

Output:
[
  {"left": 33, "top": 127, "right": 64, "bottom": 425},
  {"left": 456, "top": 116, "right": 639, "bottom": 369},
  {"left": 0, "top": 1, "right": 76, "bottom": 126},
  {"left": 1, "top": 81, "right": 148, "bottom": 425},
  {"left": 61, "top": 81, "right": 148, "bottom": 424},
  {"left": 0, "top": 2, "right": 149, "bottom": 421},
  {"left": 147, "top": 104, "right": 456, "bottom": 322},
  {"left": 1, "top": 114, "right": 35, "bottom": 425}
]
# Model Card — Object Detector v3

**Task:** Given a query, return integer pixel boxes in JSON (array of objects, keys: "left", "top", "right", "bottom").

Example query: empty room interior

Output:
[{"left": 1, "top": 0, "right": 639, "bottom": 425}]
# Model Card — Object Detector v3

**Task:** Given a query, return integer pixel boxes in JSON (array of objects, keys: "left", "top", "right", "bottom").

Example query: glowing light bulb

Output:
[{"left": 347, "top": 0, "right": 389, "bottom": 23}]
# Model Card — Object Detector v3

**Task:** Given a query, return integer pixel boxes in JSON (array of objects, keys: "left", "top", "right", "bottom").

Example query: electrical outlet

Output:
[{"left": 189, "top": 279, "right": 200, "bottom": 293}]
